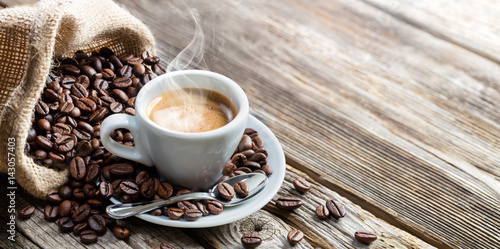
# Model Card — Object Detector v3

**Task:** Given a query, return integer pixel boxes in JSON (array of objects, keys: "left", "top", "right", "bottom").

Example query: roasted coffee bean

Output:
[
  {"left": 61, "top": 57, "right": 78, "bottom": 66},
  {"left": 122, "top": 132, "right": 133, "bottom": 142},
  {"left": 108, "top": 55, "right": 123, "bottom": 69},
  {"left": 160, "top": 242, "right": 176, "bottom": 249},
  {"left": 217, "top": 182, "right": 235, "bottom": 200},
  {"left": 98, "top": 47, "right": 114, "bottom": 58},
  {"left": 73, "top": 188, "right": 85, "bottom": 201},
  {"left": 76, "top": 140, "right": 92, "bottom": 157},
  {"left": 72, "top": 128, "right": 92, "bottom": 141},
  {"left": 18, "top": 204, "right": 35, "bottom": 219},
  {"left": 118, "top": 65, "right": 132, "bottom": 78},
  {"left": 165, "top": 207, "right": 184, "bottom": 220},
  {"left": 80, "top": 229, "right": 98, "bottom": 244},
  {"left": 140, "top": 181, "right": 155, "bottom": 199},
  {"left": 101, "top": 68, "right": 115, "bottom": 80},
  {"left": 45, "top": 88, "right": 60, "bottom": 102},
  {"left": 101, "top": 165, "right": 111, "bottom": 180},
  {"left": 59, "top": 102, "right": 75, "bottom": 115},
  {"left": 74, "top": 50, "right": 88, "bottom": 61},
  {"left": 112, "top": 225, "right": 130, "bottom": 239},
  {"left": 150, "top": 208, "right": 162, "bottom": 216},
  {"left": 244, "top": 161, "right": 261, "bottom": 171},
  {"left": 184, "top": 209, "right": 202, "bottom": 221},
  {"left": 143, "top": 55, "right": 159, "bottom": 65},
  {"left": 72, "top": 204, "right": 91, "bottom": 223},
  {"left": 253, "top": 169, "right": 266, "bottom": 175},
  {"left": 81, "top": 65, "right": 96, "bottom": 78},
  {"left": 120, "top": 181, "right": 139, "bottom": 195},
  {"left": 90, "top": 57, "right": 102, "bottom": 72},
  {"left": 152, "top": 63, "right": 166, "bottom": 75},
  {"left": 248, "top": 153, "right": 266, "bottom": 163},
  {"left": 132, "top": 170, "right": 148, "bottom": 185},
  {"left": 196, "top": 202, "right": 210, "bottom": 216},
  {"left": 326, "top": 200, "right": 346, "bottom": 219},
  {"left": 70, "top": 156, "right": 86, "bottom": 180},
  {"left": 27, "top": 128, "right": 37, "bottom": 142},
  {"left": 99, "top": 182, "right": 114, "bottom": 199},
  {"left": 253, "top": 136, "right": 264, "bottom": 148},
  {"left": 111, "top": 89, "right": 129, "bottom": 102},
  {"left": 53, "top": 123, "right": 72, "bottom": 135},
  {"left": 126, "top": 97, "right": 136, "bottom": 107},
  {"left": 261, "top": 165, "right": 272, "bottom": 176},
  {"left": 70, "top": 106, "right": 81, "bottom": 118},
  {"left": 76, "top": 75, "right": 91, "bottom": 89},
  {"left": 293, "top": 178, "right": 311, "bottom": 193},
  {"left": 141, "top": 71, "right": 155, "bottom": 84},
  {"left": 231, "top": 153, "right": 247, "bottom": 167},
  {"left": 234, "top": 181, "right": 249, "bottom": 198},
  {"left": 222, "top": 162, "right": 237, "bottom": 175},
  {"left": 84, "top": 164, "right": 100, "bottom": 183},
  {"left": 132, "top": 63, "right": 145, "bottom": 77},
  {"left": 157, "top": 182, "right": 173, "bottom": 199},
  {"left": 355, "top": 230, "right": 377, "bottom": 244},
  {"left": 177, "top": 200, "right": 197, "bottom": 210},
  {"left": 35, "top": 135, "right": 53, "bottom": 150},
  {"left": 240, "top": 149, "right": 255, "bottom": 158},
  {"left": 73, "top": 221, "right": 88, "bottom": 235},
  {"left": 238, "top": 135, "right": 253, "bottom": 152},
  {"left": 241, "top": 233, "right": 262, "bottom": 248},
  {"left": 287, "top": 229, "right": 304, "bottom": 245},
  {"left": 60, "top": 76, "right": 76, "bottom": 90},
  {"left": 35, "top": 100, "right": 50, "bottom": 116},
  {"left": 70, "top": 180, "right": 85, "bottom": 188},
  {"left": 206, "top": 200, "right": 223, "bottom": 215},
  {"left": 89, "top": 107, "right": 108, "bottom": 124},
  {"left": 315, "top": 205, "right": 329, "bottom": 220},
  {"left": 34, "top": 149, "right": 47, "bottom": 160},
  {"left": 127, "top": 57, "right": 143, "bottom": 66},
  {"left": 71, "top": 83, "right": 88, "bottom": 98},
  {"left": 232, "top": 170, "right": 247, "bottom": 176},
  {"left": 44, "top": 205, "right": 59, "bottom": 221},
  {"left": 275, "top": 196, "right": 303, "bottom": 210},
  {"left": 147, "top": 177, "right": 160, "bottom": 192},
  {"left": 83, "top": 184, "right": 98, "bottom": 199},
  {"left": 113, "top": 77, "right": 132, "bottom": 89},
  {"left": 119, "top": 54, "right": 134, "bottom": 63},
  {"left": 111, "top": 130, "right": 123, "bottom": 142},
  {"left": 217, "top": 175, "right": 229, "bottom": 184},
  {"left": 61, "top": 64, "right": 80, "bottom": 77},
  {"left": 47, "top": 188, "right": 63, "bottom": 204},
  {"left": 124, "top": 107, "right": 135, "bottom": 115},
  {"left": 58, "top": 217, "right": 75, "bottom": 232},
  {"left": 87, "top": 214, "right": 106, "bottom": 235},
  {"left": 109, "top": 102, "right": 123, "bottom": 113},
  {"left": 76, "top": 98, "right": 97, "bottom": 113},
  {"left": 59, "top": 185, "right": 73, "bottom": 199}
]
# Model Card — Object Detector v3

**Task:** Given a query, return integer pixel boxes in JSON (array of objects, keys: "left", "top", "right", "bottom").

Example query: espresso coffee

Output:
[{"left": 147, "top": 88, "right": 237, "bottom": 133}]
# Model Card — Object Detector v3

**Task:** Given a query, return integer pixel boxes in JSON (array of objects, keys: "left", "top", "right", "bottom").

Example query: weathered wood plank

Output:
[
  {"left": 362, "top": 0, "right": 500, "bottom": 64},
  {"left": 116, "top": 0, "right": 500, "bottom": 248}
]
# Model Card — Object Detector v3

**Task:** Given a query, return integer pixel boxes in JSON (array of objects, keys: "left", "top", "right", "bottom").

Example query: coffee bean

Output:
[
  {"left": 144, "top": 55, "right": 160, "bottom": 65},
  {"left": 44, "top": 205, "right": 59, "bottom": 221},
  {"left": 120, "top": 181, "right": 139, "bottom": 195},
  {"left": 206, "top": 200, "right": 223, "bottom": 215},
  {"left": 152, "top": 64, "right": 166, "bottom": 75},
  {"left": 244, "top": 161, "right": 261, "bottom": 171},
  {"left": 59, "top": 185, "right": 73, "bottom": 199},
  {"left": 141, "top": 71, "right": 155, "bottom": 84},
  {"left": 88, "top": 214, "right": 106, "bottom": 234},
  {"left": 241, "top": 233, "right": 262, "bottom": 248},
  {"left": 76, "top": 140, "right": 92, "bottom": 156},
  {"left": 234, "top": 181, "right": 249, "bottom": 198},
  {"left": 183, "top": 209, "right": 202, "bottom": 221},
  {"left": 89, "top": 107, "right": 108, "bottom": 124},
  {"left": 111, "top": 89, "right": 129, "bottom": 102},
  {"left": 99, "top": 182, "right": 114, "bottom": 199},
  {"left": 287, "top": 229, "right": 304, "bottom": 245},
  {"left": 70, "top": 156, "right": 86, "bottom": 180},
  {"left": 293, "top": 178, "right": 311, "bottom": 193},
  {"left": 44, "top": 88, "right": 60, "bottom": 102},
  {"left": 73, "top": 188, "right": 85, "bottom": 201},
  {"left": 59, "top": 102, "right": 74, "bottom": 116},
  {"left": 177, "top": 200, "right": 197, "bottom": 210},
  {"left": 112, "top": 225, "right": 130, "bottom": 239},
  {"left": 58, "top": 217, "right": 75, "bottom": 232},
  {"left": 222, "top": 162, "right": 237, "bottom": 175},
  {"left": 80, "top": 65, "right": 96, "bottom": 78},
  {"left": 275, "top": 196, "right": 302, "bottom": 210},
  {"left": 109, "top": 102, "right": 123, "bottom": 113},
  {"left": 147, "top": 177, "right": 160, "bottom": 193},
  {"left": 76, "top": 75, "right": 91, "bottom": 89},
  {"left": 83, "top": 184, "right": 98, "bottom": 199},
  {"left": 354, "top": 230, "right": 377, "bottom": 244},
  {"left": 35, "top": 135, "right": 53, "bottom": 150},
  {"left": 196, "top": 202, "right": 210, "bottom": 216},
  {"left": 166, "top": 207, "right": 184, "bottom": 220},
  {"left": 76, "top": 98, "right": 97, "bottom": 114},
  {"left": 80, "top": 229, "right": 98, "bottom": 244},
  {"left": 71, "top": 83, "right": 88, "bottom": 98},
  {"left": 27, "top": 128, "right": 37, "bottom": 142},
  {"left": 72, "top": 221, "right": 88, "bottom": 235},
  {"left": 84, "top": 164, "right": 100, "bottom": 183},
  {"left": 35, "top": 100, "right": 50, "bottom": 116},
  {"left": 124, "top": 107, "right": 135, "bottom": 115},
  {"left": 248, "top": 153, "right": 266, "bottom": 163},
  {"left": 18, "top": 204, "right": 35, "bottom": 219},
  {"left": 261, "top": 165, "right": 272, "bottom": 176},
  {"left": 34, "top": 149, "right": 47, "bottom": 159},
  {"left": 72, "top": 204, "right": 90, "bottom": 223},
  {"left": 140, "top": 181, "right": 155, "bottom": 199},
  {"left": 160, "top": 242, "right": 176, "bottom": 249},
  {"left": 47, "top": 188, "right": 63, "bottom": 204},
  {"left": 157, "top": 182, "right": 173, "bottom": 199},
  {"left": 60, "top": 76, "right": 76, "bottom": 90},
  {"left": 240, "top": 149, "right": 255, "bottom": 158},
  {"left": 231, "top": 153, "right": 247, "bottom": 167},
  {"left": 315, "top": 205, "right": 329, "bottom": 220},
  {"left": 113, "top": 77, "right": 132, "bottom": 89},
  {"left": 326, "top": 200, "right": 346, "bottom": 219},
  {"left": 253, "top": 137, "right": 263, "bottom": 148},
  {"left": 238, "top": 135, "right": 253, "bottom": 152},
  {"left": 118, "top": 65, "right": 132, "bottom": 78},
  {"left": 53, "top": 123, "right": 72, "bottom": 135},
  {"left": 101, "top": 68, "right": 115, "bottom": 80},
  {"left": 217, "top": 182, "right": 235, "bottom": 200}
]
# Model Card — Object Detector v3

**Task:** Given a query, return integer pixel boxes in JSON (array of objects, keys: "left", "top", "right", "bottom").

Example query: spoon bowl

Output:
[{"left": 106, "top": 173, "right": 268, "bottom": 219}]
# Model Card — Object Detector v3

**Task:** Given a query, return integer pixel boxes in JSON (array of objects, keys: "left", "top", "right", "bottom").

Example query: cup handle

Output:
[{"left": 100, "top": 114, "right": 154, "bottom": 166}]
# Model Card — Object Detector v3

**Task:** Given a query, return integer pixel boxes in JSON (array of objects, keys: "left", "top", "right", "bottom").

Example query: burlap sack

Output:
[{"left": 0, "top": 0, "right": 155, "bottom": 199}]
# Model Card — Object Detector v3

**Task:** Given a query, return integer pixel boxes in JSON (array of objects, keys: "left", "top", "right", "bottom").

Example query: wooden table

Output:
[{"left": 2, "top": 0, "right": 499, "bottom": 248}]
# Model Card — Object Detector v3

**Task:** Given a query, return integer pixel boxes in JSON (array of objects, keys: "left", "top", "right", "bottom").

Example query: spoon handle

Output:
[{"left": 106, "top": 192, "right": 216, "bottom": 219}]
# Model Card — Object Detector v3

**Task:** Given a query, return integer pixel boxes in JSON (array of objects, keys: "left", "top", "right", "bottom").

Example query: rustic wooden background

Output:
[{"left": 1, "top": 0, "right": 499, "bottom": 248}]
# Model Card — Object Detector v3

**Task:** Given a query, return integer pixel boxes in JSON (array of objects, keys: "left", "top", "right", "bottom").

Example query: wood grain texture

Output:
[
  {"left": 116, "top": 0, "right": 500, "bottom": 248},
  {"left": 362, "top": 0, "right": 500, "bottom": 64}
]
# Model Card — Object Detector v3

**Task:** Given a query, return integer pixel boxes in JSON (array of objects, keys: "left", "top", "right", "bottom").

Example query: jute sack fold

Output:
[{"left": 0, "top": 0, "right": 155, "bottom": 199}]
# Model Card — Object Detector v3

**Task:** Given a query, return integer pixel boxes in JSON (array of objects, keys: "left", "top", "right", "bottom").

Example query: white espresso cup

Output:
[{"left": 100, "top": 70, "right": 249, "bottom": 190}]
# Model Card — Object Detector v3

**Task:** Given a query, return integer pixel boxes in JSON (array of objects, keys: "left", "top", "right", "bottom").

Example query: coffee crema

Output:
[{"left": 147, "top": 88, "right": 237, "bottom": 133}]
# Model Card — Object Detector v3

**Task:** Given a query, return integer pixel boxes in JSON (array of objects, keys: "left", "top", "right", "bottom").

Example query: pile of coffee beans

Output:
[{"left": 21, "top": 47, "right": 274, "bottom": 245}]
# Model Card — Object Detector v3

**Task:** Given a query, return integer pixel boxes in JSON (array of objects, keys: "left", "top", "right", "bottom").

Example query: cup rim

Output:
[{"left": 136, "top": 70, "right": 249, "bottom": 139}]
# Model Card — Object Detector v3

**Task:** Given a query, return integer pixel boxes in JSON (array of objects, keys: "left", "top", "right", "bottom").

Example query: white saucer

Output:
[{"left": 109, "top": 115, "right": 286, "bottom": 228}]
